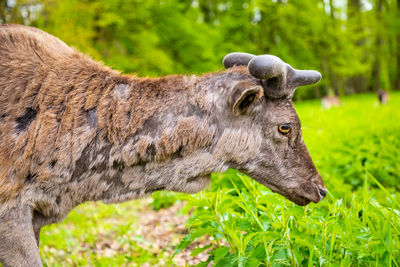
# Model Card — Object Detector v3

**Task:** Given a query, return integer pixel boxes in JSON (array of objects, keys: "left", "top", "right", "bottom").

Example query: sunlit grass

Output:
[{"left": 40, "top": 201, "right": 176, "bottom": 266}]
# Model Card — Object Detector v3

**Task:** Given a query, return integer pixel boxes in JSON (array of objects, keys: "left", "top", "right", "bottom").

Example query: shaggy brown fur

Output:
[
  {"left": 0, "top": 24, "right": 326, "bottom": 267},
  {"left": 0, "top": 24, "right": 210, "bottom": 202}
]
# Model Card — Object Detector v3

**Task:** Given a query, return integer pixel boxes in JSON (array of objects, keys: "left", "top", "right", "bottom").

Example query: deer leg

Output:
[
  {"left": 0, "top": 206, "right": 42, "bottom": 267},
  {"left": 32, "top": 210, "right": 55, "bottom": 247},
  {"left": 34, "top": 226, "right": 41, "bottom": 247}
]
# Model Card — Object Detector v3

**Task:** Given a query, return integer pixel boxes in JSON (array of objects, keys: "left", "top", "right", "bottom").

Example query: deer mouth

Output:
[
  {"left": 280, "top": 191, "right": 312, "bottom": 206},
  {"left": 270, "top": 186, "right": 313, "bottom": 206},
  {"left": 254, "top": 176, "right": 325, "bottom": 206},
  {"left": 281, "top": 180, "right": 326, "bottom": 206}
]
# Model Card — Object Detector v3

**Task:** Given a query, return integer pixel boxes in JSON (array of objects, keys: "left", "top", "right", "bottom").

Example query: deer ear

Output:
[{"left": 231, "top": 83, "right": 264, "bottom": 116}]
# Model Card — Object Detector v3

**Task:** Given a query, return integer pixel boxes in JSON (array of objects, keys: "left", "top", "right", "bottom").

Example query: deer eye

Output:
[{"left": 278, "top": 123, "right": 291, "bottom": 135}]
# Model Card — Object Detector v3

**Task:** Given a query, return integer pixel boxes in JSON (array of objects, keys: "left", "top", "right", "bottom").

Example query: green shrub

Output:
[{"left": 151, "top": 191, "right": 184, "bottom": 211}]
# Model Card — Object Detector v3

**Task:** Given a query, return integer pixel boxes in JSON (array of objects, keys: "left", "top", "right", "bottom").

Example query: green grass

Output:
[
  {"left": 40, "top": 201, "right": 176, "bottom": 266},
  {"left": 40, "top": 92, "right": 400, "bottom": 266},
  {"left": 298, "top": 93, "right": 400, "bottom": 191}
]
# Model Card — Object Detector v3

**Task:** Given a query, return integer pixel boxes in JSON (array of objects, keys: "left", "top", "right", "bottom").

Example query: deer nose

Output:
[{"left": 318, "top": 187, "right": 327, "bottom": 199}]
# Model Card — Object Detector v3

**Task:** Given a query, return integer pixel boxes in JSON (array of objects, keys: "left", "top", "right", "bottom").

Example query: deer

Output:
[
  {"left": 377, "top": 89, "right": 389, "bottom": 104},
  {"left": 0, "top": 24, "right": 326, "bottom": 266},
  {"left": 321, "top": 94, "right": 341, "bottom": 109}
]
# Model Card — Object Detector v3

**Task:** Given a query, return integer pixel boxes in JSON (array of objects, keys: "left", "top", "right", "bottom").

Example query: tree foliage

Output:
[{"left": 1, "top": 0, "right": 399, "bottom": 99}]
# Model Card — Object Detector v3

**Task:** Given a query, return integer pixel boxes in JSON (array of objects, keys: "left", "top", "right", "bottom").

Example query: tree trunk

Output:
[
  {"left": 396, "top": 0, "right": 400, "bottom": 90},
  {"left": 328, "top": 0, "right": 340, "bottom": 95},
  {"left": 347, "top": 0, "right": 365, "bottom": 93},
  {"left": 373, "top": 0, "right": 383, "bottom": 92},
  {"left": 0, "top": 1, "right": 7, "bottom": 23},
  {"left": 199, "top": 0, "right": 213, "bottom": 23}
]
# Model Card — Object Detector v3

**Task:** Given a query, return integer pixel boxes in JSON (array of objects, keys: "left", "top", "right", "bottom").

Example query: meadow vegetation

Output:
[{"left": 40, "top": 92, "right": 400, "bottom": 266}]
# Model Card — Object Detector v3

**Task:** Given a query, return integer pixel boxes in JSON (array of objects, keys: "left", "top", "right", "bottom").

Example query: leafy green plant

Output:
[
  {"left": 178, "top": 170, "right": 399, "bottom": 266},
  {"left": 151, "top": 191, "right": 184, "bottom": 211},
  {"left": 40, "top": 201, "right": 176, "bottom": 266}
]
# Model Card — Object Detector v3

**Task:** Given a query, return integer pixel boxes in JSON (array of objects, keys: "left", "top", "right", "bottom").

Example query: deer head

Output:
[{"left": 208, "top": 52, "right": 326, "bottom": 205}]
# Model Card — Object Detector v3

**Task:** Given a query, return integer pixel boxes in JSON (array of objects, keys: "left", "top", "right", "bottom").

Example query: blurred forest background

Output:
[{"left": 0, "top": 0, "right": 399, "bottom": 100}]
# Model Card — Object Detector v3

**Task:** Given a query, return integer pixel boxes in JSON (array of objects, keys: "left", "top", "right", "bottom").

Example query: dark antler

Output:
[
  {"left": 223, "top": 52, "right": 322, "bottom": 99},
  {"left": 223, "top": 52, "right": 255, "bottom": 69},
  {"left": 248, "top": 55, "right": 321, "bottom": 98}
]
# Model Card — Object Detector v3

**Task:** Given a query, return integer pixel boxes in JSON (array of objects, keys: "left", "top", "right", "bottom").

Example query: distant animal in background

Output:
[
  {"left": 377, "top": 89, "right": 389, "bottom": 104},
  {"left": 321, "top": 95, "right": 341, "bottom": 109},
  {"left": 0, "top": 24, "right": 326, "bottom": 267}
]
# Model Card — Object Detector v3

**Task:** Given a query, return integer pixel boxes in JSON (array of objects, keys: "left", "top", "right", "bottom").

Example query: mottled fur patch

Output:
[
  {"left": 86, "top": 108, "right": 97, "bottom": 129},
  {"left": 15, "top": 108, "right": 37, "bottom": 133}
]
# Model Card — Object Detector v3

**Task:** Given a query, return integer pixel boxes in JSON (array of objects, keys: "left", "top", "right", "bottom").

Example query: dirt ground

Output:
[{"left": 134, "top": 200, "right": 212, "bottom": 266}]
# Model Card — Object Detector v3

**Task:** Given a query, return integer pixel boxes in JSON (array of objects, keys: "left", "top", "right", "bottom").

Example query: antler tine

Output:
[
  {"left": 247, "top": 55, "right": 321, "bottom": 98},
  {"left": 223, "top": 52, "right": 255, "bottom": 69},
  {"left": 248, "top": 55, "right": 286, "bottom": 80},
  {"left": 287, "top": 67, "right": 322, "bottom": 87}
]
